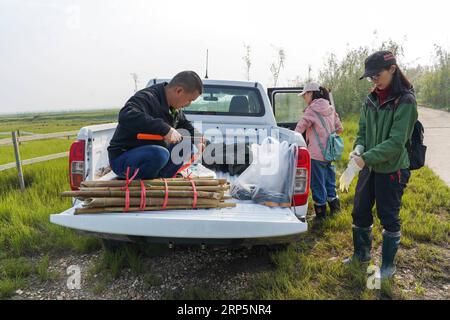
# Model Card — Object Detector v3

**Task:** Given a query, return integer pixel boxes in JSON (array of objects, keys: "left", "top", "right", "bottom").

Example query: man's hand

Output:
[
  {"left": 164, "top": 128, "right": 183, "bottom": 144},
  {"left": 194, "top": 136, "right": 206, "bottom": 157},
  {"left": 195, "top": 142, "right": 205, "bottom": 154},
  {"left": 353, "top": 155, "right": 365, "bottom": 169}
]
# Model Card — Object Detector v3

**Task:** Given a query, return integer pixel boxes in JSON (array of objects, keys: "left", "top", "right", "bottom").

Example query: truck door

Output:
[{"left": 267, "top": 87, "right": 306, "bottom": 131}]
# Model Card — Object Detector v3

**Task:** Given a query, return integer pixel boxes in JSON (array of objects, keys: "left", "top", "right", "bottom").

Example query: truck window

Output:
[
  {"left": 183, "top": 85, "right": 265, "bottom": 117},
  {"left": 273, "top": 92, "right": 306, "bottom": 124}
]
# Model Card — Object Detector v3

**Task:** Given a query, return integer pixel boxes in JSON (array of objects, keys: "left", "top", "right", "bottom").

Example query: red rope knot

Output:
[
  {"left": 122, "top": 166, "right": 139, "bottom": 212},
  {"left": 139, "top": 179, "right": 147, "bottom": 211},
  {"left": 162, "top": 178, "right": 169, "bottom": 209},
  {"left": 189, "top": 179, "right": 198, "bottom": 209}
]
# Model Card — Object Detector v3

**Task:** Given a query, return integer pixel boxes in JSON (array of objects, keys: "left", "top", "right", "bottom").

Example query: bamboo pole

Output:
[
  {"left": 74, "top": 202, "right": 236, "bottom": 215},
  {"left": 83, "top": 197, "right": 220, "bottom": 208},
  {"left": 61, "top": 190, "right": 224, "bottom": 200},
  {"left": 80, "top": 178, "right": 227, "bottom": 188},
  {"left": 78, "top": 185, "right": 229, "bottom": 192}
]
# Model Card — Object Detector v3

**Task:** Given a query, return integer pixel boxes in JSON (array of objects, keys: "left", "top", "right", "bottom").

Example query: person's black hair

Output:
[
  {"left": 385, "top": 65, "right": 413, "bottom": 95},
  {"left": 311, "top": 86, "right": 331, "bottom": 104},
  {"left": 168, "top": 70, "right": 203, "bottom": 94}
]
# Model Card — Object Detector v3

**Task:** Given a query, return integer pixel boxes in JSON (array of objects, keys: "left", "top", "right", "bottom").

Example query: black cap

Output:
[{"left": 359, "top": 51, "right": 397, "bottom": 80}]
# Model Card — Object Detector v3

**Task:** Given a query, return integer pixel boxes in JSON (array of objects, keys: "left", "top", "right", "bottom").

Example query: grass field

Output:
[
  {"left": 0, "top": 111, "right": 448, "bottom": 299},
  {"left": 0, "top": 109, "right": 119, "bottom": 165}
]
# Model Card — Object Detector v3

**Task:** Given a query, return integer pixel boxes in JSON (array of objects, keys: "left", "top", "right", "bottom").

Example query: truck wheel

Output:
[
  {"left": 268, "top": 243, "right": 290, "bottom": 252},
  {"left": 101, "top": 239, "right": 126, "bottom": 252},
  {"left": 251, "top": 243, "right": 289, "bottom": 254}
]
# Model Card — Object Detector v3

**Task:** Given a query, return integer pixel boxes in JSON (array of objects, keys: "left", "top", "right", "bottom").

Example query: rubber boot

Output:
[
  {"left": 313, "top": 204, "right": 327, "bottom": 222},
  {"left": 380, "top": 230, "right": 401, "bottom": 280},
  {"left": 343, "top": 225, "right": 372, "bottom": 264},
  {"left": 328, "top": 197, "right": 341, "bottom": 216}
]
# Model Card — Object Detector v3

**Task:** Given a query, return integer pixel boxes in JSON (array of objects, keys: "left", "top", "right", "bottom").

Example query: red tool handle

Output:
[{"left": 136, "top": 133, "right": 164, "bottom": 141}]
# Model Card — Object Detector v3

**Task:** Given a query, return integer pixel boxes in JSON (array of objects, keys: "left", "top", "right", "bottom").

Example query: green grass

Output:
[
  {"left": 0, "top": 109, "right": 119, "bottom": 166},
  {"left": 0, "top": 110, "right": 110, "bottom": 298},
  {"left": 0, "top": 109, "right": 119, "bottom": 134},
  {"left": 0, "top": 157, "right": 101, "bottom": 298},
  {"left": 36, "top": 255, "right": 58, "bottom": 282},
  {"left": 0, "top": 139, "right": 74, "bottom": 165}
]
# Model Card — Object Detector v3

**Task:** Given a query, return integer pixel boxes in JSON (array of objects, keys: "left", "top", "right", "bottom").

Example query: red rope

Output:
[
  {"left": 189, "top": 179, "right": 198, "bottom": 209},
  {"left": 162, "top": 178, "right": 169, "bottom": 209},
  {"left": 122, "top": 167, "right": 139, "bottom": 212},
  {"left": 139, "top": 179, "right": 146, "bottom": 210},
  {"left": 172, "top": 153, "right": 198, "bottom": 178},
  {"left": 172, "top": 137, "right": 205, "bottom": 178}
]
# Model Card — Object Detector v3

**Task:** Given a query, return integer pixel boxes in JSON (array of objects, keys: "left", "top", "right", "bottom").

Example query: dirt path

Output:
[
  {"left": 10, "top": 246, "right": 273, "bottom": 300},
  {"left": 418, "top": 106, "right": 450, "bottom": 186}
]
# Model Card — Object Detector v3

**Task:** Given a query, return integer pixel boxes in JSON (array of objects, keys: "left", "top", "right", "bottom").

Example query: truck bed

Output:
[{"left": 50, "top": 171, "right": 307, "bottom": 244}]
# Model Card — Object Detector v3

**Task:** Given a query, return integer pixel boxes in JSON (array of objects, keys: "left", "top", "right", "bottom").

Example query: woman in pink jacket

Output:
[{"left": 295, "top": 82, "right": 343, "bottom": 222}]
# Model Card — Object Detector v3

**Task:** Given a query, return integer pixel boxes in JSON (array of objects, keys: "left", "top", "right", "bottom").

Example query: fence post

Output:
[{"left": 12, "top": 131, "right": 25, "bottom": 192}]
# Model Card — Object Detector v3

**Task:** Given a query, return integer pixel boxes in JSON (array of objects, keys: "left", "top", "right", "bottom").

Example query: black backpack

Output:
[
  {"left": 407, "top": 121, "right": 427, "bottom": 170},
  {"left": 394, "top": 97, "right": 427, "bottom": 170}
]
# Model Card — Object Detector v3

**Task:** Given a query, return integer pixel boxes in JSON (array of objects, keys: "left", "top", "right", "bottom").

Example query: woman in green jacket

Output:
[{"left": 344, "top": 51, "right": 418, "bottom": 280}]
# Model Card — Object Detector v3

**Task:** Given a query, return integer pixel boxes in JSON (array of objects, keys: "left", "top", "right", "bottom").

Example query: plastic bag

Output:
[
  {"left": 339, "top": 158, "right": 362, "bottom": 192},
  {"left": 229, "top": 143, "right": 262, "bottom": 200},
  {"left": 230, "top": 137, "right": 298, "bottom": 205},
  {"left": 179, "top": 163, "right": 217, "bottom": 179}
]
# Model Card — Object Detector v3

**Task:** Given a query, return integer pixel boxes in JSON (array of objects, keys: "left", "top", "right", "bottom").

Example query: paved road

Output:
[{"left": 418, "top": 106, "right": 450, "bottom": 186}]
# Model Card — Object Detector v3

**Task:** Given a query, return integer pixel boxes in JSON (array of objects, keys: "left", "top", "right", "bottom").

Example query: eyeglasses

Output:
[{"left": 367, "top": 72, "right": 382, "bottom": 82}]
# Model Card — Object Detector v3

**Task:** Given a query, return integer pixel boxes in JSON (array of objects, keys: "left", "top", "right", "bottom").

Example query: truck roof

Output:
[{"left": 146, "top": 78, "right": 261, "bottom": 89}]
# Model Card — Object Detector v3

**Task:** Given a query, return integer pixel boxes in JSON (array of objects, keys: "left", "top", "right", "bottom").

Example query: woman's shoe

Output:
[
  {"left": 313, "top": 204, "right": 327, "bottom": 223},
  {"left": 328, "top": 197, "right": 341, "bottom": 216}
]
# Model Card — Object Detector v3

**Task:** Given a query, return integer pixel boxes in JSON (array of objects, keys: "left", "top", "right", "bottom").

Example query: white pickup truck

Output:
[{"left": 50, "top": 79, "right": 312, "bottom": 249}]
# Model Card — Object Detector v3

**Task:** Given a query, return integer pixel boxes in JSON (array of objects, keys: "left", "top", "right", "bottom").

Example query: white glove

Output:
[
  {"left": 339, "top": 158, "right": 362, "bottom": 192},
  {"left": 349, "top": 145, "right": 365, "bottom": 160}
]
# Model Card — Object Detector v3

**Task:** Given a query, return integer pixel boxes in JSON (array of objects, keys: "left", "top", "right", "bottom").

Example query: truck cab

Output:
[{"left": 50, "top": 79, "right": 311, "bottom": 248}]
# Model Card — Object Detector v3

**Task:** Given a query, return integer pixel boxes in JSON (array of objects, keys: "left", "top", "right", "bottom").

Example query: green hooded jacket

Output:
[{"left": 354, "top": 88, "right": 418, "bottom": 173}]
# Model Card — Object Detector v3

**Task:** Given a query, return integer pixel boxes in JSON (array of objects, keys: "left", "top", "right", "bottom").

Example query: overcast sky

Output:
[{"left": 1, "top": 0, "right": 449, "bottom": 114}]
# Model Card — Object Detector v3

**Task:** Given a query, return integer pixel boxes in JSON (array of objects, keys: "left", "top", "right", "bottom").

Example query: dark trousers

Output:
[
  {"left": 352, "top": 167, "right": 411, "bottom": 233},
  {"left": 110, "top": 144, "right": 189, "bottom": 180}
]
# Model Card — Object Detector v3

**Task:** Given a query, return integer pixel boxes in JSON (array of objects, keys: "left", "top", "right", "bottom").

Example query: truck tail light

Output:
[
  {"left": 69, "top": 140, "right": 85, "bottom": 191},
  {"left": 292, "top": 146, "right": 311, "bottom": 206}
]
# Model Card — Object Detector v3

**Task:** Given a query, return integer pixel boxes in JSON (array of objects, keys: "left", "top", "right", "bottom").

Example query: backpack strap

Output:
[
  {"left": 312, "top": 110, "right": 331, "bottom": 134},
  {"left": 311, "top": 110, "right": 335, "bottom": 158},
  {"left": 392, "top": 94, "right": 413, "bottom": 149},
  {"left": 312, "top": 125, "right": 327, "bottom": 157}
]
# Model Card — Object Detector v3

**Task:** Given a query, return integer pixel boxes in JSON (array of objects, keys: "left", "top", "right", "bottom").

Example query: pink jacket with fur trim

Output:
[{"left": 295, "top": 98, "right": 343, "bottom": 162}]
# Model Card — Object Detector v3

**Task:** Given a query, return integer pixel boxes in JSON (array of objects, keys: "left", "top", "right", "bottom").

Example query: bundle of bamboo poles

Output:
[{"left": 61, "top": 177, "right": 235, "bottom": 215}]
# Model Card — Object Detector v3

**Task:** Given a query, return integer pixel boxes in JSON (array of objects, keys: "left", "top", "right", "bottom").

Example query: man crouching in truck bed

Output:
[{"left": 107, "top": 71, "right": 205, "bottom": 179}]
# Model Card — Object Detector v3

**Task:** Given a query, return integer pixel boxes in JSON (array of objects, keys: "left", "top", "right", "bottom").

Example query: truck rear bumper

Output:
[{"left": 50, "top": 202, "right": 308, "bottom": 241}]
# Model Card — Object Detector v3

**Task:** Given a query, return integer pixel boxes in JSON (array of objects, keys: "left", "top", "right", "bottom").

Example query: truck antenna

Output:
[{"left": 204, "top": 49, "right": 209, "bottom": 79}]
